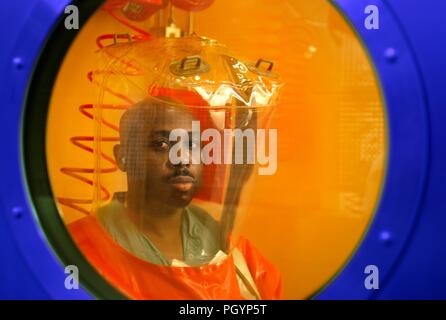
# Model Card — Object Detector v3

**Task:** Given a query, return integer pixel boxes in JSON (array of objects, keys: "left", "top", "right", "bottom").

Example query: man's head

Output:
[{"left": 114, "top": 97, "right": 203, "bottom": 212}]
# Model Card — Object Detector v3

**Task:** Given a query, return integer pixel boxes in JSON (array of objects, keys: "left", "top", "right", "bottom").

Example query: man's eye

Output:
[{"left": 152, "top": 140, "right": 169, "bottom": 151}]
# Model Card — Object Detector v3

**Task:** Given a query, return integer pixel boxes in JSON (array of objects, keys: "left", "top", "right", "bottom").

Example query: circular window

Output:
[{"left": 25, "top": 0, "right": 387, "bottom": 299}]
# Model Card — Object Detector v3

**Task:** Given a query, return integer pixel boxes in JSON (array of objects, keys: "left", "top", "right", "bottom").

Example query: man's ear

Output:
[{"left": 114, "top": 144, "right": 127, "bottom": 172}]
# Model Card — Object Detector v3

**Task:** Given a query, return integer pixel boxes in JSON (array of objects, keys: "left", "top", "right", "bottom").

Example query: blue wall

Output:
[{"left": 0, "top": 0, "right": 445, "bottom": 299}]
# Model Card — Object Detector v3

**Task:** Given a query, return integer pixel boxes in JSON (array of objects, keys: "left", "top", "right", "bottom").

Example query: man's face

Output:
[{"left": 121, "top": 104, "right": 203, "bottom": 210}]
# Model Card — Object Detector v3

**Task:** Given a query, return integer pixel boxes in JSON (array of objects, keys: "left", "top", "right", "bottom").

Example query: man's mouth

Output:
[{"left": 168, "top": 175, "right": 195, "bottom": 192}]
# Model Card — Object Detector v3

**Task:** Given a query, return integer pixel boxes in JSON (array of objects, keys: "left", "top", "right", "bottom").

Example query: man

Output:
[
  {"left": 101, "top": 97, "right": 223, "bottom": 266},
  {"left": 68, "top": 97, "right": 282, "bottom": 299}
]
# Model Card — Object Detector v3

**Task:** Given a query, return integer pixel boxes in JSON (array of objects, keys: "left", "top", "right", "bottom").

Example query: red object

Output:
[
  {"left": 171, "top": 0, "right": 215, "bottom": 12},
  {"left": 121, "top": 0, "right": 168, "bottom": 21},
  {"left": 69, "top": 215, "right": 283, "bottom": 299},
  {"left": 102, "top": 0, "right": 166, "bottom": 35},
  {"left": 149, "top": 87, "right": 209, "bottom": 106},
  {"left": 103, "top": 0, "right": 164, "bottom": 11}
]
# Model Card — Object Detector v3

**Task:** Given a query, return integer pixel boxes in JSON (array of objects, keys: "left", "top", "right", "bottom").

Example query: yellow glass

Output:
[{"left": 46, "top": 0, "right": 386, "bottom": 299}]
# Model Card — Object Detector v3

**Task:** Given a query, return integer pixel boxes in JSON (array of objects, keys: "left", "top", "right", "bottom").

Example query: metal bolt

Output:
[
  {"left": 384, "top": 47, "right": 398, "bottom": 63},
  {"left": 12, "top": 206, "right": 23, "bottom": 219},
  {"left": 13, "top": 57, "right": 24, "bottom": 70},
  {"left": 379, "top": 230, "right": 393, "bottom": 245}
]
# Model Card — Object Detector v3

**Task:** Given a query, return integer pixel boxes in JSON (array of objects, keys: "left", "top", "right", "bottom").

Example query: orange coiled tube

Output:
[
  {"left": 57, "top": 104, "right": 127, "bottom": 215},
  {"left": 58, "top": 3, "right": 153, "bottom": 216}
]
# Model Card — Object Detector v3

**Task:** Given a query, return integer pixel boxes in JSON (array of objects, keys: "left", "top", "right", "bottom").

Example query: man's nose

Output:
[{"left": 168, "top": 146, "right": 192, "bottom": 168}]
